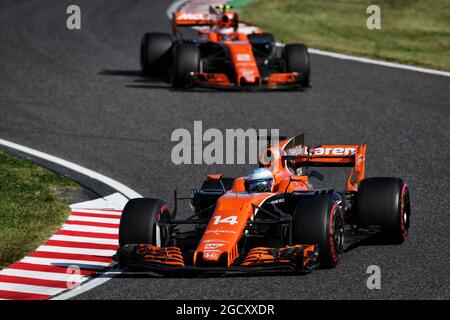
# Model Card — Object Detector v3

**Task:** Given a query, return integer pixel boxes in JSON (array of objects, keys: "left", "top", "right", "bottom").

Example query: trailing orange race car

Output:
[
  {"left": 140, "top": 5, "right": 310, "bottom": 90},
  {"left": 115, "top": 135, "right": 411, "bottom": 275}
]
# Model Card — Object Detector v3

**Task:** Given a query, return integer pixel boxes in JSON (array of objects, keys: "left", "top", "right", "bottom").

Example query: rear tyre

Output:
[
  {"left": 118, "top": 198, "right": 171, "bottom": 247},
  {"left": 293, "top": 195, "right": 344, "bottom": 268},
  {"left": 284, "top": 44, "right": 310, "bottom": 86},
  {"left": 172, "top": 43, "right": 200, "bottom": 88},
  {"left": 140, "top": 32, "right": 173, "bottom": 76},
  {"left": 356, "top": 177, "right": 410, "bottom": 244}
]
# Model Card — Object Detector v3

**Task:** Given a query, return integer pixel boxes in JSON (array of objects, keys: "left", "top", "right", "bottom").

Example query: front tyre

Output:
[
  {"left": 284, "top": 44, "right": 310, "bottom": 87},
  {"left": 356, "top": 178, "right": 411, "bottom": 244},
  {"left": 118, "top": 198, "right": 171, "bottom": 247},
  {"left": 293, "top": 195, "right": 344, "bottom": 268},
  {"left": 172, "top": 43, "right": 200, "bottom": 88}
]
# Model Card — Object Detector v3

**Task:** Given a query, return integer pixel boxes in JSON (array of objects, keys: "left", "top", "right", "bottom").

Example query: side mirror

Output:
[
  {"left": 206, "top": 174, "right": 227, "bottom": 193},
  {"left": 290, "top": 175, "right": 306, "bottom": 182},
  {"left": 308, "top": 170, "right": 324, "bottom": 181},
  {"left": 284, "top": 175, "right": 307, "bottom": 193},
  {"left": 207, "top": 174, "right": 223, "bottom": 182}
]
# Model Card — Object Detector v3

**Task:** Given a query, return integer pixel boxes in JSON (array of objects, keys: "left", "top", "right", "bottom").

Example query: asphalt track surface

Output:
[{"left": 1, "top": 0, "right": 449, "bottom": 299}]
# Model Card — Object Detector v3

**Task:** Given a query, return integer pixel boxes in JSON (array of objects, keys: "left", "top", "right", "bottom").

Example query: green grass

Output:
[
  {"left": 239, "top": 0, "right": 450, "bottom": 71},
  {"left": 0, "top": 151, "right": 79, "bottom": 268},
  {"left": 231, "top": 0, "right": 256, "bottom": 8}
]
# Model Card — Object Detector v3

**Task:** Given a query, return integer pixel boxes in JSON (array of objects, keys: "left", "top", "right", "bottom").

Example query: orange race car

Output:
[
  {"left": 140, "top": 5, "right": 310, "bottom": 90},
  {"left": 115, "top": 135, "right": 411, "bottom": 275}
]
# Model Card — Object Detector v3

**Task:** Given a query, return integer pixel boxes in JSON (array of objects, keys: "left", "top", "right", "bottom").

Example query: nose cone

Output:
[
  {"left": 241, "top": 70, "right": 256, "bottom": 83},
  {"left": 195, "top": 243, "right": 238, "bottom": 267},
  {"left": 228, "top": 43, "right": 261, "bottom": 86},
  {"left": 194, "top": 193, "right": 274, "bottom": 267}
]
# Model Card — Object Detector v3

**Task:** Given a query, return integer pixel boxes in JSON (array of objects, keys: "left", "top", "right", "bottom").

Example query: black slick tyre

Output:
[
  {"left": 118, "top": 198, "right": 170, "bottom": 247},
  {"left": 140, "top": 32, "right": 173, "bottom": 76},
  {"left": 293, "top": 195, "right": 344, "bottom": 268},
  {"left": 356, "top": 177, "right": 411, "bottom": 244},
  {"left": 284, "top": 44, "right": 310, "bottom": 86}
]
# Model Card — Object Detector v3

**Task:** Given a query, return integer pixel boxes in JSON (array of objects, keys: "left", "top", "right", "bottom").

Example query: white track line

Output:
[
  {"left": 0, "top": 269, "right": 87, "bottom": 283},
  {"left": 68, "top": 215, "right": 121, "bottom": 224},
  {"left": 167, "top": 0, "right": 450, "bottom": 78},
  {"left": 0, "top": 283, "right": 65, "bottom": 296},
  {"left": 308, "top": 48, "right": 450, "bottom": 77},
  {"left": 70, "top": 193, "right": 129, "bottom": 211},
  {"left": 71, "top": 210, "right": 122, "bottom": 216},
  {"left": 166, "top": 0, "right": 188, "bottom": 18},
  {"left": 51, "top": 270, "right": 120, "bottom": 300},
  {"left": 36, "top": 246, "right": 116, "bottom": 257},
  {"left": 21, "top": 257, "right": 110, "bottom": 268},
  {"left": 61, "top": 224, "right": 119, "bottom": 234},
  {"left": 50, "top": 235, "right": 118, "bottom": 245}
]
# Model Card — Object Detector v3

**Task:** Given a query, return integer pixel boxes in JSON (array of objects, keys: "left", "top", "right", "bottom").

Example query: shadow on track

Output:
[
  {"left": 98, "top": 69, "right": 172, "bottom": 90},
  {"left": 98, "top": 69, "right": 305, "bottom": 93},
  {"left": 83, "top": 233, "right": 395, "bottom": 280},
  {"left": 90, "top": 268, "right": 312, "bottom": 279}
]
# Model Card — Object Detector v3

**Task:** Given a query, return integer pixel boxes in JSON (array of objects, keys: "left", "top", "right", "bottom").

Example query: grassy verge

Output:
[
  {"left": 0, "top": 151, "right": 79, "bottom": 268},
  {"left": 238, "top": 0, "right": 450, "bottom": 71}
]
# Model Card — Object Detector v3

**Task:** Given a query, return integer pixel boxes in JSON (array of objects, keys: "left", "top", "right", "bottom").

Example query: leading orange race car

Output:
[
  {"left": 140, "top": 5, "right": 310, "bottom": 90},
  {"left": 115, "top": 135, "right": 411, "bottom": 275}
]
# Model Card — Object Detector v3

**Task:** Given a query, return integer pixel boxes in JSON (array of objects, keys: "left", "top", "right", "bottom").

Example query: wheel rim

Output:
[
  {"left": 329, "top": 205, "right": 344, "bottom": 265},
  {"left": 400, "top": 185, "right": 410, "bottom": 240},
  {"left": 332, "top": 214, "right": 344, "bottom": 254}
]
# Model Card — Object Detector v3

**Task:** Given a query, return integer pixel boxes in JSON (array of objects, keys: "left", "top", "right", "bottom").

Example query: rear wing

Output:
[
  {"left": 283, "top": 144, "right": 367, "bottom": 192},
  {"left": 172, "top": 6, "right": 239, "bottom": 37},
  {"left": 172, "top": 12, "right": 216, "bottom": 38},
  {"left": 173, "top": 12, "right": 216, "bottom": 27}
]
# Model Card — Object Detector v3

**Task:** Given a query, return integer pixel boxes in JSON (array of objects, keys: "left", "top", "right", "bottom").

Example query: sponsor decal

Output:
[
  {"left": 203, "top": 252, "right": 219, "bottom": 259},
  {"left": 213, "top": 215, "right": 238, "bottom": 225},
  {"left": 286, "top": 145, "right": 304, "bottom": 156},
  {"left": 203, "top": 249, "right": 221, "bottom": 253},
  {"left": 204, "top": 243, "right": 225, "bottom": 249},
  {"left": 313, "top": 147, "right": 356, "bottom": 156},
  {"left": 237, "top": 54, "right": 251, "bottom": 62},
  {"left": 287, "top": 146, "right": 356, "bottom": 157},
  {"left": 203, "top": 239, "right": 228, "bottom": 243},
  {"left": 205, "top": 229, "right": 238, "bottom": 235},
  {"left": 177, "top": 12, "right": 208, "bottom": 20},
  {"left": 242, "top": 70, "right": 255, "bottom": 81},
  {"left": 269, "top": 198, "right": 285, "bottom": 204}
]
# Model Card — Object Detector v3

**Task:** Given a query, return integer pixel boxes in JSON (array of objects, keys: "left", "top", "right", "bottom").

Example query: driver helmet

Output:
[{"left": 247, "top": 168, "right": 274, "bottom": 193}]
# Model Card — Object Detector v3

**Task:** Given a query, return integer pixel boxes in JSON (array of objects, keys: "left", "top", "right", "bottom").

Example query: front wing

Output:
[
  {"left": 188, "top": 72, "right": 309, "bottom": 91},
  {"left": 114, "top": 244, "right": 319, "bottom": 276}
]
